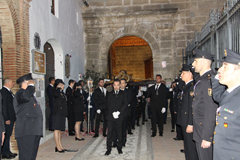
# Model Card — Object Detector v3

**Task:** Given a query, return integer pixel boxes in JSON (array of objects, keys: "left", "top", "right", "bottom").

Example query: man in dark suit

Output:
[
  {"left": 147, "top": 74, "right": 167, "bottom": 137},
  {"left": 177, "top": 64, "right": 198, "bottom": 160},
  {"left": 0, "top": 93, "right": 5, "bottom": 160},
  {"left": 46, "top": 77, "right": 55, "bottom": 131},
  {"left": 66, "top": 79, "right": 75, "bottom": 136},
  {"left": 191, "top": 49, "right": 218, "bottom": 160},
  {"left": 105, "top": 79, "right": 127, "bottom": 155},
  {"left": 93, "top": 78, "right": 107, "bottom": 138},
  {"left": 1, "top": 78, "right": 17, "bottom": 159},
  {"left": 79, "top": 80, "right": 87, "bottom": 132},
  {"left": 13, "top": 73, "right": 43, "bottom": 160},
  {"left": 212, "top": 49, "right": 240, "bottom": 160}
]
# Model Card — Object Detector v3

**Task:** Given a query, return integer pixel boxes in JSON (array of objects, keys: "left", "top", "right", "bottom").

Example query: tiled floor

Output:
[{"left": 8, "top": 118, "right": 185, "bottom": 160}]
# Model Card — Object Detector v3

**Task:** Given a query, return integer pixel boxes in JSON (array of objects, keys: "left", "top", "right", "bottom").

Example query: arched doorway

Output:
[
  {"left": 44, "top": 42, "right": 55, "bottom": 130},
  {"left": 108, "top": 36, "right": 153, "bottom": 80}
]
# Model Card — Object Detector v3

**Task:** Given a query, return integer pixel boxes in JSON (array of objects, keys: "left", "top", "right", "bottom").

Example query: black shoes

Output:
[
  {"left": 118, "top": 149, "right": 123, "bottom": 154},
  {"left": 132, "top": 126, "right": 135, "bottom": 130},
  {"left": 171, "top": 129, "right": 175, "bottom": 132},
  {"left": 136, "top": 124, "right": 140, "bottom": 126},
  {"left": 112, "top": 144, "right": 117, "bottom": 148},
  {"left": 151, "top": 134, "right": 156, "bottom": 137},
  {"left": 105, "top": 150, "right": 111, "bottom": 156},
  {"left": 93, "top": 134, "right": 99, "bottom": 138},
  {"left": 180, "top": 149, "right": 185, "bottom": 153},
  {"left": 10, "top": 152, "right": 18, "bottom": 157},
  {"left": 2, "top": 154, "right": 15, "bottom": 159},
  {"left": 173, "top": 137, "right": 183, "bottom": 141},
  {"left": 123, "top": 144, "right": 125, "bottom": 147},
  {"left": 164, "top": 122, "right": 167, "bottom": 124},
  {"left": 55, "top": 147, "right": 65, "bottom": 153},
  {"left": 128, "top": 131, "right": 133, "bottom": 135},
  {"left": 103, "top": 133, "right": 107, "bottom": 137},
  {"left": 142, "top": 122, "right": 145, "bottom": 125},
  {"left": 75, "top": 137, "right": 85, "bottom": 141},
  {"left": 159, "top": 133, "right": 163, "bottom": 137},
  {"left": 69, "top": 132, "right": 75, "bottom": 136}
]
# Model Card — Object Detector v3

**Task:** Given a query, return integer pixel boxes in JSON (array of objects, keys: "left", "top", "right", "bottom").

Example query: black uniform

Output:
[
  {"left": 147, "top": 83, "right": 167, "bottom": 136},
  {"left": 1, "top": 86, "right": 16, "bottom": 157},
  {"left": 192, "top": 69, "right": 218, "bottom": 160},
  {"left": 13, "top": 86, "right": 43, "bottom": 160},
  {"left": 73, "top": 89, "right": 85, "bottom": 122},
  {"left": 53, "top": 88, "right": 68, "bottom": 131},
  {"left": 177, "top": 80, "right": 198, "bottom": 160},
  {"left": 0, "top": 93, "right": 5, "bottom": 159},
  {"left": 65, "top": 86, "right": 75, "bottom": 134},
  {"left": 106, "top": 90, "right": 127, "bottom": 151},
  {"left": 46, "top": 84, "right": 54, "bottom": 130},
  {"left": 93, "top": 87, "right": 107, "bottom": 136}
]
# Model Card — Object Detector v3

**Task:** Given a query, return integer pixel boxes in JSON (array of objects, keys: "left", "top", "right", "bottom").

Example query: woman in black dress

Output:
[
  {"left": 73, "top": 82, "right": 85, "bottom": 141},
  {"left": 52, "top": 79, "right": 68, "bottom": 152}
]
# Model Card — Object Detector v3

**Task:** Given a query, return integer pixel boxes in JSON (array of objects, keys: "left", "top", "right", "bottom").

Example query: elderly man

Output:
[
  {"left": 211, "top": 49, "right": 240, "bottom": 160},
  {"left": 13, "top": 73, "right": 43, "bottom": 160},
  {"left": 191, "top": 49, "right": 218, "bottom": 160}
]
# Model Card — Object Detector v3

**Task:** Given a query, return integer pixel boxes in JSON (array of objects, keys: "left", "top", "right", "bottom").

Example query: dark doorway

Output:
[
  {"left": 44, "top": 42, "right": 55, "bottom": 130},
  {"left": 144, "top": 57, "right": 153, "bottom": 80}
]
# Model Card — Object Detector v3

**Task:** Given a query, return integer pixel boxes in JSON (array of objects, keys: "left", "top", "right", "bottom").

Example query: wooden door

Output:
[{"left": 144, "top": 57, "right": 153, "bottom": 80}]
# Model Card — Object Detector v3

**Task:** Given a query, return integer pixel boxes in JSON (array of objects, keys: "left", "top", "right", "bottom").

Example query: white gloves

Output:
[
  {"left": 97, "top": 109, "right": 101, "bottom": 114},
  {"left": 88, "top": 105, "right": 92, "bottom": 109},
  {"left": 169, "top": 88, "right": 173, "bottom": 92},
  {"left": 161, "top": 107, "right": 166, "bottom": 114},
  {"left": 112, "top": 111, "right": 120, "bottom": 119},
  {"left": 87, "top": 97, "right": 90, "bottom": 101}
]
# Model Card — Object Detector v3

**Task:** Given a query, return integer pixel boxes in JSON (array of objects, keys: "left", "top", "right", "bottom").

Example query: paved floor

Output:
[{"left": 8, "top": 118, "right": 185, "bottom": 160}]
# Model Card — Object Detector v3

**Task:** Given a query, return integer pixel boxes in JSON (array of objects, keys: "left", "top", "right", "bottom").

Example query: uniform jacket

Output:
[
  {"left": 53, "top": 88, "right": 68, "bottom": 117},
  {"left": 0, "top": 93, "right": 5, "bottom": 135},
  {"left": 46, "top": 84, "right": 54, "bottom": 108},
  {"left": 93, "top": 87, "right": 107, "bottom": 110},
  {"left": 177, "top": 80, "right": 194, "bottom": 126},
  {"left": 147, "top": 84, "right": 167, "bottom": 110},
  {"left": 1, "top": 87, "right": 16, "bottom": 122},
  {"left": 212, "top": 78, "right": 240, "bottom": 160},
  {"left": 73, "top": 89, "right": 85, "bottom": 114},
  {"left": 192, "top": 69, "right": 218, "bottom": 143},
  {"left": 65, "top": 86, "right": 74, "bottom": 108},
  {"left": 106, "top": 90, "right": 127, "bottom": 121},
  {"left": 13, "top": 86, "right": 43, "bottom": 138}
]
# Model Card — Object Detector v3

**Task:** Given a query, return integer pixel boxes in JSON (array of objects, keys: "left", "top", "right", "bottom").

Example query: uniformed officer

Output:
[
  {"left": 177, "top": 64, "right": 198, "bottom": 160},
  {"left": 191, "top": 49, "right": 218, "bottom": 160},
  {"left": 211, "top": 49, "right": 240, "bottom": 160},
  {"left": 13, "top": 73, "right": 43, "bottom": 160}
]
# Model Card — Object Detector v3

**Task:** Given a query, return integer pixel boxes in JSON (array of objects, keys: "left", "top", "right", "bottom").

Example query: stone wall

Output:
[
  {"left": 83, "top": 0, "right": 226, "bottom": 79},
  {"left": 115, "top": 46, "right": 152, "bottom": 79}
]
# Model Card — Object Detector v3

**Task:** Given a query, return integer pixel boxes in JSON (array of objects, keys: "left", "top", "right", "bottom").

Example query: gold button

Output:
[
  {"left": 200, "top": 123, "right": 202, "bottom": 124},
  {"left": 218, "top": 113, "right": 220, "bottom": 116},
  {"left": 196, "top": 93, "right": 197, "bottom": 95},
  {"left": 216, "top": 122, "right": 219, "bottom": 125},
  {"left": 193, "top": 98, "right": 195, "bottom": 100},
  {"left": 213, "top": 141, "right": 215, "bottom": 144},
  {"left": 224, "top": 117, "right": 227, "bottom": 120},
  {"left": 192, "top": 113, "right": 194, "bottom": 114},
  {"left": 192, "top": 106, "right": 193, "bottom": 108},
  {"left": 185, "top": 112, "right": 187, "bottom": 114},
  {"left": 210, "top": 137, "right": 212, "bottom": 139},
  {"left": 214, "top": 132, "right": 216, "bottom": 135}
]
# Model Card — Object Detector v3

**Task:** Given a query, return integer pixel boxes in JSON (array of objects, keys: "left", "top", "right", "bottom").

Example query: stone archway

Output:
[{"left": 98, "top": 25, "right": 161, "bottom": 77}]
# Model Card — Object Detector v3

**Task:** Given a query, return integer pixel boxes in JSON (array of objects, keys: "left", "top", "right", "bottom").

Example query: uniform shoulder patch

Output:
[{"left": 208, "top": 88, "right": 212, "bottom": 96}]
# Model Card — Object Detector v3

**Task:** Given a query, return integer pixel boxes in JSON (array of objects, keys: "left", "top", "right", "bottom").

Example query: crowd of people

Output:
[{"left": 0, "top": 48, "right": 240, "bottom": 160}]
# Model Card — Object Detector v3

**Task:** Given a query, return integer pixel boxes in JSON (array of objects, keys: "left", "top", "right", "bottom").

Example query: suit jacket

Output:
[
  {"left": 93, "top": 87, "right": 107, "bottom": 110},
  {"left": 73, "top": 89, "right": 84, "bottom": 113},
  {"left": 65, "top": 86, "right": 74, "bottom": 108},
  {"left": 106, "top": 90, "right": 127, "bottom": 121},
  {"left": 53, "top": 88, "right": 68, "bottom": 117},
  {"left": 212, "top": 79, "right": 240, "bottom": 159},
  {"left": 0, "top": 93, "right": 5, "bottom": 135},
  {"left": 177, "top": 80, "right": 194, "bottom": 126},
  {"left": 13, "top": 86, "right": 43, "bottom": 138},
  {"left": 1, "top": 87, "right": 16, "bottom": 122},
  {"left": 147, "top": 83, "right": 167, "bottom": 110},
  {"left": 46, "top": 84, "right": 54, "bottom": 108},
  {"left": 192, "top": 69, "right": 218, "bottom": 143}
]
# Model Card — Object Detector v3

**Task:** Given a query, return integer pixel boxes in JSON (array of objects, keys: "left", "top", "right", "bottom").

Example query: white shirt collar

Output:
[
  {"left": 155, "top": 83, "right": 161, "bottom": 89},
  {"left": 49, "top": 84, "right": 53, "bottom": 87},
  {"left": 115, "top": 90, "right": 119, "bottom": 93},
  {"left": 185, "top": 79, "right": 193, "bottom": 85},
  {"left": 3, "top": 86, "right": 11, "bottom": 92},
  {"left": 69, "top": 86, "right": 73, "bottom": 89},
  {"left": 120, "top": 88, "right": 125, "bottom": 91},
  {"left": 201, "top": 69, "right": 211, "bottom": 77},
  {"left": 227, "top": 84, "right": 240, "bottom": 93}
]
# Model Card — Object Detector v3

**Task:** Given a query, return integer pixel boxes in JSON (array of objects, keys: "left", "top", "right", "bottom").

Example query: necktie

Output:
[
  {"left": 156, "top": 85, "right": 159, "bottom": 95},
  {"left": 116, "top": 91, "right": 118, "bottom": 97},
  {"left": 10, "top": 90, "right": 14, "bottom": 97}
]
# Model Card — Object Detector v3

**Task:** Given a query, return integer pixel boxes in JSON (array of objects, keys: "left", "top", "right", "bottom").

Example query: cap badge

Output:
[
  {"left": 208, "top": 88, "right": 212, "bottom": 96},
  {"left": 224, "top": 50, "right": 227, "bottom": 56}
]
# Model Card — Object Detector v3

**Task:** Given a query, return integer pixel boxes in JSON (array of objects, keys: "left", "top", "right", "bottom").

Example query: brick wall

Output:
[
  {"left": 0, "top": 0, "right": 31, "bottom": 93},
  {"left": 115, "top": 46, "right": 152, "bottom": 79}
]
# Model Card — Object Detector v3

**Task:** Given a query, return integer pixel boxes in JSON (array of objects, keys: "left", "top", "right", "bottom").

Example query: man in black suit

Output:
[
  {"left": 14, "top": 73, "right": 43, "bottom": 160},
  {"left": 1, "top": 78, "right": 17, "bottom": 159},
  {"left": 93, "top": 78, "right": 107, "bottom": 137},
  {"left": 66, "top": 79, "right": 75, "bottom": 136},
  {"left": 46, "top": 77, "right": 55, "bottom": 131},
  {"left": 105, "top": 79, "right": 127, "bottom": 155},
  {"left": 0, "top": 93, "right": 5, "bottom": 160},
  {"left": 147, "top": 74, "right": 167, "bottom": 137},
  {"left": 177, "top": 64, "right": 198, "bottom": 160}
]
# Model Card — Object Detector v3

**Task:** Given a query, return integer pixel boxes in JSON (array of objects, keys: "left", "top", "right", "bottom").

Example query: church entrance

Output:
[{"left": 108, "top": 36, "right": 153, "bottom": 81}]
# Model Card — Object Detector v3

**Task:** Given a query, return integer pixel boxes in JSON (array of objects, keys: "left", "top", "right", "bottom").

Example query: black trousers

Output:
[
  {"left": 107, "top": 120, "right": 124, "bottom": 151},
  {"left": 16, "top": 135, "right": 41, "bottom": 160},
  {"left": 127, "top": 107, "right": 133, "bottom": 133},
  {"left": 195, "top": 141, "right": 213, "bottom": 160},
  {"left": 175, "top": 113, "right": 183, "bottom": 139},
  {"left": 0, "top": 135, "right": 2, "bottom": 160},
  {"left": 136, "top": 102, "right": 146, "bottom": 125},
  {"left": 131, "top": 104, "right": 136, "bottom": 128},
  {"left": 67, "top": 107, "right": 75, "bottom": 133},
  {"left": 49, "top": 103, "right": 53, "bottom": 130},
  {"left": 163, "top": 102, "right": 168, "bottom": 123},
  {"left": 170, "top": 106, "right": 175, "bottom": 130},
  {"left": 95, "top": 109, "right": 107, "bottom": 135},
  {"left": 2, "top": 121, "right": 14, "bottom": 156},
  {"left": 151, "top": 108, "right": 163, "bottom": 135},
  {"left": 181, "top": 126, "right": 198, "bottom": 160}
]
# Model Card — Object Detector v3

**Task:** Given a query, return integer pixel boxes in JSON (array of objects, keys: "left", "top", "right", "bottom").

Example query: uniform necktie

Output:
[
  {"left": 115, "top": 91, "right": 118, "bottom": 97},
  {"left": 156, "top": 85, "right": 159, "bottom": 95}
]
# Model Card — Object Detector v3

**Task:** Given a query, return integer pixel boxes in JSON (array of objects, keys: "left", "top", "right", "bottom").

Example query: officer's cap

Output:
[
  {"left": 55, "top": 79, "right": 65, "bottom": 86},
  {"left": 217, "top": 49, "right": 240, "bottom": 65},
  {"left": 16, "top": 73, "right": 33, "bottom": 84},
  {"left": 193, "top": 49, "right": 214, "bottom": 61},
  {"left": 180, "top": 64, "right": 192, "bottom": 72}
]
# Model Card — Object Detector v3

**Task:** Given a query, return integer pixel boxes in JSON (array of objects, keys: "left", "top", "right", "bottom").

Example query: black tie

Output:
[
  {"left": 116, "top": 91, "right": 118, "bottom": 97},
  {"left": 156, "top": 85, "right": 159, "bottom": 95}
]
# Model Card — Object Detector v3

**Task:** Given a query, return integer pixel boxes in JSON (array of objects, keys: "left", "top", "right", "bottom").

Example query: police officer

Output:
[
  {"left": 13, "top": 73, "right": 43, "bottom": 160},
  {"left": 177, "top": 64, "right": 198, "bottom": 160},
  {"left": 212, "top": 49, "right": 240, "bottom": 160},
  {"left": 191, "top": 50, "right": 218, "bottom": 160}
]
